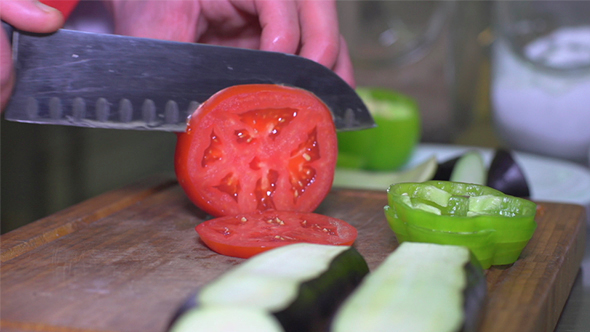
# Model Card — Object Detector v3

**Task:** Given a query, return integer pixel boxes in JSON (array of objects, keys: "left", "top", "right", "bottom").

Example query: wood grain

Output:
[
  {"left": 0, "top": 177, "right": 585, "bottom": 332},
  {"left": 481, "top": 203, "right": 586, "bottom": 332},
  {"left": 0, "top": 175, "right": 177, "bottom": 263}
]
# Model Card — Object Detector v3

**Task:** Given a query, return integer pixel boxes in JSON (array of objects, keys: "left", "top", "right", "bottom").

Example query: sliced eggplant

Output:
[
  {"left": 486, "top": 149, "right": 530, "bottom": 197},
  {"left": 168, "top": 243, "right": 369, "bottom": 332},
  {"left": 433, "top": 150, "right": 487, "bottom": 185},
  {"left": 432, "top": 155, "right": 461, "bottom": 181},
  {"left": 331, "top": 242, "right": 487, "bottom": 332},
  {"left": 433, "top": 150, "right": 487, "bottom": 184},
  {"left": 169, "top": 307, "right": 284, "bottom": 332},
  {"left": 449, "top": 150, "right": 487, "bottom": 185}
]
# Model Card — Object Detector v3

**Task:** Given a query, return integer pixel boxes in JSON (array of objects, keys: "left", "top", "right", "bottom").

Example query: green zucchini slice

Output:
[
  {"left": 168, "top": 243, "right": 369, "bottom": 332},
  {"left": 331, "top": 242, "right": 487, "bottom": 332},
  {"left": 169, "top": 307, "right": 284, "bottom": 332}
]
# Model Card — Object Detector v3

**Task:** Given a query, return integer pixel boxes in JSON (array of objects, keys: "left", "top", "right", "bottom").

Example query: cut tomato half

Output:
[
  {"left": 175, "top": 84, "right": 338, "bottom": 217},
  {"left": 196, "top": 211, "right": 358, "bottom": 258}
]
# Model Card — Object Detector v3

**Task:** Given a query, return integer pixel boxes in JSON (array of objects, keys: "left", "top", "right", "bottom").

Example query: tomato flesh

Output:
[
  {"left": 175, "top": 84, "right": 338, "bottom": 217},
  {"left": 196, "top": 211, "right": 358, "bottom": 258}
]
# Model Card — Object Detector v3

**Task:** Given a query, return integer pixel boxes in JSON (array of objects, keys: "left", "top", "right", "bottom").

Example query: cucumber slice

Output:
[
  {"left": 450, "top": 150, "right": 486, "bottom": 185},
  {"left": 170, "top": 307, "right": 283, "bottom": 332},
  {"left": 332, "top": 242, "right": 487, "bottom": 332},
  {"left": 168, "top": 243, "right": 369, "bottom": 332}
]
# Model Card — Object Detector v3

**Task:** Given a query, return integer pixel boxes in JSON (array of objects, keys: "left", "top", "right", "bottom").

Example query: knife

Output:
[{"left": 2, "top": 23, "right": 374, "bottom": 132}]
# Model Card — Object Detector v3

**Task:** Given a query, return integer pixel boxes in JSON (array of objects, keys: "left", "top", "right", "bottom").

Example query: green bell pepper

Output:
[
  {"left": 384, "top": 181, "right": 537, "bottom": 269},
  {"left": 337, "top": 87, "right": 421, "bottom": 171}
]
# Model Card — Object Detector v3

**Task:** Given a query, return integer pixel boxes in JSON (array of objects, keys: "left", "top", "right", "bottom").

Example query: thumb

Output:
[
  {"left": 1, "top": 0, "right": 64, "bottom": 33},
  {"left": 1, "top": 1, "right": 64, "bottom": 111}
]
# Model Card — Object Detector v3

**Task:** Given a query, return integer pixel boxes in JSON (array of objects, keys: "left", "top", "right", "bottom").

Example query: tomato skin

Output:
[
  {"left": 196, "top": 211, "right": 358, "bottom": 259},
  {"left": 175, "top": 84, "right": 338, "bottom": 217},
  {"left": 40, "top": 0, "right": 79, "bottom": 19}
]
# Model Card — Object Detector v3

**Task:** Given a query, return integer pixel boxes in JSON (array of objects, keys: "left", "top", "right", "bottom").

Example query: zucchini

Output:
[
  {"left": 331, "top": 242, "right": 487, "bottom": 332},
  {"left": 168, "top": 243, "right": 369, "bottom": 332}
]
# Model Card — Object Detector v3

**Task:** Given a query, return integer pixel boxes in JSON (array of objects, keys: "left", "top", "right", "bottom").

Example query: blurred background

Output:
[{"left": 2, "top": 0, "right": 589, "bottom": 233}]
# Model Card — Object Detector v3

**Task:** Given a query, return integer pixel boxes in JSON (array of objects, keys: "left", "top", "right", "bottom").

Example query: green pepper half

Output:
[
  {"left": 337, "top": 87, "right": 421, "bottom": 171},
  {"left": 385, "top": 181, "right": 537, "bottom": 269}
]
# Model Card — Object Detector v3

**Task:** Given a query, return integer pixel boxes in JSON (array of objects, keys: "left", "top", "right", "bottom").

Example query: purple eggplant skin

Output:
[
  {"left": 486, "top": 149, "right": 531, "bottom": 198},
  {"left": 167, "top": 246, "right": 370, "bottom": 332},
  {"left": 461, "top": 256, "right": 488, "bottom": 332},
  {"left": 433, "top": 155, "right": 461, "bottom": 181},
  {"left": 273, "top": 247, "right": 369, "bottom": 332}
]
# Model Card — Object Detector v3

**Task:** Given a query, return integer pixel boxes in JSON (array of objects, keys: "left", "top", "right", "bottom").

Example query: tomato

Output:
[
  {"left": 195, "top": 211, "right": 358, "bottom": 258},
  {"left": 41, "top": 0, "right": 79, "bottom": 19},
  {"left": 175, "top": 84, "right": 338, "bottom": 217},
  {"left": 337, "top": 87, "right": 421, "bottom": 171}
]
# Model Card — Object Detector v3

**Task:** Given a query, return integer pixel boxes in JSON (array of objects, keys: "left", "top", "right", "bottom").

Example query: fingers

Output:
[
  {"left": 253, "top": 0, "right": 300, "bottom": 55},
  {"left": 107, "top": 0, "right": 200, "bottom": 42},
  {"left": 1, "top": 0, "right": 64, "bottom": 111},
  {"left": 255, "top": 0, "right": 355, "bottom": 87},
  {"left": 296, "top": 0, "right": 339, "bottom": 67},
  {"left": 333, "top": 36, "right": 356, "bottom": 88},
  {"left": 297, "top": 0, "right": 355, "bottom": 87},
  {"left": 1, "top": 0, "right": 64, "bottom": 32},
  {"left": 1, "top": 28, "right": 15, "bottom": 111}
]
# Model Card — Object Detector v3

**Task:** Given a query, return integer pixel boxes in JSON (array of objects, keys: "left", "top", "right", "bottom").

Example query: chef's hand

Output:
[
  {"left": 106, "top": 0, "right": 355, "bottom": 87},
  {"left": 1, "top": 0, "right": 64, "bottom": 111}
]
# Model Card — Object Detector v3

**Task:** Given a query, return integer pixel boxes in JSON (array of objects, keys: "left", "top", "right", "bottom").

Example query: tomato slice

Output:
[
  {"left": 175, "top": 84, "right": 338, "bottom": 217},
  {"left": 195, "top": 211, "right": 358, "bottom": 258}
]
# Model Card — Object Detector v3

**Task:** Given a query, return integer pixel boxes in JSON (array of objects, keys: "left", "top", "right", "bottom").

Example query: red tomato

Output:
[
  {"left": 41, "top": 0, "right": 79, "bottom": 19},
  {"left": 175, "top": 84, "right": 338, "bottom": 217},
  {"left": 196, "top": 211, "right": 358, "bottom": 258}
]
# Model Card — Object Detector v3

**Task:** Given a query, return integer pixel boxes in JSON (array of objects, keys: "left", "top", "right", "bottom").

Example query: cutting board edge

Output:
[{"left": 479, "top": 201, "right": 587, "bottom": 332}]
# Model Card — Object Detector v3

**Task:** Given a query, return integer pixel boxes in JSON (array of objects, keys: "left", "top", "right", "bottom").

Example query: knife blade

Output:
[{"left": 2, "top": 24, "right": 374, "bottom": 132}]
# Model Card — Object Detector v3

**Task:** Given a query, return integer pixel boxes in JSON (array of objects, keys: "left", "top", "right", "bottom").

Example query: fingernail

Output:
[{"left": 36, "top": 1, "right": 58, "bottom": 13}]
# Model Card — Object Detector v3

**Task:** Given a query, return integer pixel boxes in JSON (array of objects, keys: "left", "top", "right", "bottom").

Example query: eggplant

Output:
[
  {"left": 331, "top": 242, "right": 487, "bottom": 332},
  {"left": 486, "top": 149, "right": 530, "bottom": 197},
  {"left": 169, "top": 307, "right": 283, "bottom": 332},
  {"left": 432, "top": 155, "right": 460, "bottom": 181},
  {"left": 434, "top": 150, "right": 486, "bottom": 185},
  {"left": 168, "top": 243, "right": 369, "bottom": 332},
  {"left": 449, "top": 150, "right": 487, "bottom": 185}
]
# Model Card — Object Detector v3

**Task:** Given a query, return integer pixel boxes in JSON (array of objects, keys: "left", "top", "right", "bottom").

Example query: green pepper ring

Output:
[{"left": 385, "top": 181, "right": 537, "bottom": 269}]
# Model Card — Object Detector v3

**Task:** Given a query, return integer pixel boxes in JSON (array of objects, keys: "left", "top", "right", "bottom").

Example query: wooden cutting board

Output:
[{"left": 1, "top": 175, "right": 586, "bottom": 332}]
